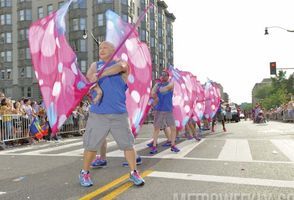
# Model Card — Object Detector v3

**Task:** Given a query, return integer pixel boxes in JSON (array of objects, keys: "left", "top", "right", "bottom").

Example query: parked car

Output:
[
  {"left": 239, "top": 113, "right": 245, "bottom": 119},
  {"left": 229, "top": 104, "right": 240, "bottom": 122}
]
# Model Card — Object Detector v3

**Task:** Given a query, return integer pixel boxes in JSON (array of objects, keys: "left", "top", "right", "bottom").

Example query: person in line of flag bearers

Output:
[
  {"left": 149, "top": 70, "right": 180, "bottom": 154},
  {"left": 211, "top": 100, "right": 227, "bottom": 133},
  {"left": 184, "top": 117, "right": 201, "bottom": 141},
  {"left": 146, "top": 78, "right": 173, "bottom": 149},
  {"left": 90, "top": 137, "right": 143, "bottom": 168},
  {"left": 80, "top": 41, "right": 145, "bottom": 187}
]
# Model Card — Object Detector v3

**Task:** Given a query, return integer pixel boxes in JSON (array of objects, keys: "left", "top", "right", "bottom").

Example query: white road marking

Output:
[
  {"left": 271, "top": 139, "right": 294, "bottom": 161},
  {"left": 148, "top": 171, "right": 294, "bottom": 188},
  {"left": 218, "top": 139, "right": 252, "bottom": 161}
]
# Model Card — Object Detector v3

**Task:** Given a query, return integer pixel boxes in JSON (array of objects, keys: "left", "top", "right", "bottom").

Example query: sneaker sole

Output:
[
  {"left": 90, "top": 165, "right": 107, "bottom": 169},
  {"left": 130, "top": 179, "right": 145, "bottom": 186},
  {"left": 122, "top": 161, "right": 143, "bottom": 167},
  {"left": 79, "top": 176, "right": 93, "bottom": 187}
]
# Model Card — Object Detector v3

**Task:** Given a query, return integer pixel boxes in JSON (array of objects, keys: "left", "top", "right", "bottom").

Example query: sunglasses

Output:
[{"left": 161, "top": 72, "right": 169, "bottom": 77}]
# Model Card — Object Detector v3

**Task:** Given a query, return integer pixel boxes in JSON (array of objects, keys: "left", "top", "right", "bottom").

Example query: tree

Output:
[
  {"left": 240, "top": 102, "right": 252, "bottom": 111},
  {"left": 253, "top": 71, "right": 293, "bottom": 110}
]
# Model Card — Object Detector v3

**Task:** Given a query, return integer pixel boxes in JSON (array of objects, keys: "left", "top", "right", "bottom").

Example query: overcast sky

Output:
[{"left": 164, "top": 0, "right": 294, "bottom": 104}]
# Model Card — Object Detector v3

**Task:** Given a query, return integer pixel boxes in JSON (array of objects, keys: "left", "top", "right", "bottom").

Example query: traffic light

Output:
[{"left": 270, "top": 62, "right": 276, "bottom": 75}]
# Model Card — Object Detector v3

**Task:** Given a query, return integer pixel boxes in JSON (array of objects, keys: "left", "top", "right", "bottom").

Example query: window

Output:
[
  {"left": 1, "top": 32, "right": 11, "bottom": 43},
  {"left": 26, "top": 48, "right": 31, "bottom": 59},
  {"left": 27, "top": 9, "right": 32, "bottom": 20},
  {"left": 1, "top": 70, "right": 4, "bottom": 80},
  {"left": 0, "top": 15, "right": 4, "bottom": 25},
  {"left": 1, "top": 14, "right": 12, "bottom": 25},
  {"left": 158, "top": 28, "right": 162, "bottom": 37},
  {"left": 80, "top": 60, "right": 87, "bottom": 73},
  {"left": 150, "top": 37, "right": 154, "bottom": 47},
  {"left": 146, "top": 30, "right": 149, "bottom": 41},
  {"left": 38, "top": 7, "right": 44, "bottom": 19},
  {"left": 19, "top": 10, "right": 24, "bottom": 21},
  {"left": 140, "top": 30, "right": 145, "bottom": 41},
  {"left": 6, "top": 32, "right": 11, "bottom": 43},
  {"left": 58, "top": 1, "right": 64, "bottom": 8},
  {"left": 122, "top": 14, "right": 128, "bottom": 22},
  {"left": 27, "top": 87, "right": 31, "bottom": 97},
  {"left": 79, "top": 40, "right": 86, "bottom": 52},
  {"left": 150, "top": 20, "right": 154, "bottom": 30},
  {"left": 0, "top": 0, "right": 5, "bottom": 7},
  {"left": 97, "top": 0, "right": 103, "bottom": 4},
  {"left": 73, "top": 0, "right": 86, "bottom": 9},
  {"left": 167, "top": 37, "right": 171, "bottom": 45},
  {"left": 19, "top": 48, "right": 25, "bottom": 59},
  {"left": 0, "top": 0, "right": 12, "bottom": 7},
  {"left": 80, "top": 18, "right": 86, "bottom": 30},
  {"left": 73, "top": 18, "right": 78, "bottom": 31},
  {"left": 19, "top": 29, "right": 29, "bottom": 41},
  {"left": 26, "top": 66, "right": 31, "bottom": 78},
  {"left": 20, "top": 68, "right": 25, "bottom": 78},
  {"left": 71, "top": 17, "right": 86, "bottom": 32},
  {"left": 122, "top": 0, "right": 128, "bottom": 5},
  {"left": 7, "top": 69, "right": 11, "bottom": 79},
  {"left": 19, "top": 9, "right": 31, "bottom": 21},
  {"left": 47, "top": 4, "right": 53, "bottom": 14},
  {"left": 105, "top": 0, "right": 112, "bottom": 3},
  {"left": 159, "top": 43, "right": 162, "bottom": 53},
  {"left": 6, "top": 14, "right": 11, "bottom": 24},
  {"left": 6, "top": 51, "right": 12, "bottom": 62},
  {"left": 158, "top": 13, "right": 162, "bottom": 23},
  {"left": 128, "top": 16, "right": 133, "bottom": 23},
  {"left": 97, "top": 14, "right": 103, "bottom": 26}
]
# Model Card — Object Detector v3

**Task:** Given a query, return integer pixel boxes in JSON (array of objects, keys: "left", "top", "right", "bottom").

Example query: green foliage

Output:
[
  {"left": 253, "top": 71, "right": 293, "bottom": 109},
  {"left": 240, "top": 102, "right": 252, "bottom": 111}
]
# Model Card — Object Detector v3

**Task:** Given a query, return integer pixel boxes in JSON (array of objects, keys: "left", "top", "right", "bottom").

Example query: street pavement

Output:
[{"left": 0, "top": 120, "right": 294, "bottom": 200}]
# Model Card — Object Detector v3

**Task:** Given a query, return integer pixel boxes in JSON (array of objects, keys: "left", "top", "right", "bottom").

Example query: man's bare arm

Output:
[
  {"left": 99, "top": 61, "right": 128, "bottom": 79},
  {"left": 86, "top": 62, "right": 98, "bottom": 83},
  {"left": 159, "top": 82, "right": 174, "bottom": 93},
  {"left": 151, "top": 83, "right": 159, "bottom": 97}
]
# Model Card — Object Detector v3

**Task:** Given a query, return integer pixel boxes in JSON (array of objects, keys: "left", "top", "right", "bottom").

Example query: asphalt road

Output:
[{"left": 0, "top": 120, "right": 294, "bottom": 200}]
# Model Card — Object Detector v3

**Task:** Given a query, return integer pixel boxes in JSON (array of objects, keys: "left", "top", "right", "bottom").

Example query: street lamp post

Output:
[
  {"left": 264, "top": 26, "right": 294, "bottom": 35},
  {"left": 82, "top": 29, "right": 100, "bottom": 60},
  {"left": 265, "top": 26, "right": 294, "bottom": 72}
]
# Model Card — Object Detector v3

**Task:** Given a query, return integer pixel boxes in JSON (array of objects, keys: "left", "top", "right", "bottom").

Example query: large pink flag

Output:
[
  {"left": 105, "top": 10, "right": 152, "bottom": 136},
  {"left": 203, "top": 80, "right": 221, "bottom": 121},
  {"left": 29, "top": 0, "right": 91, "bottom": 133},
  {"left": 191, "top": 76, "right": 206, "bottom": 123},
  {"left": 168, "top": 66, "right": 191, "bottom": 131},
  {"left": 29, "top": 0, "right": 152, "bottom": 135}
]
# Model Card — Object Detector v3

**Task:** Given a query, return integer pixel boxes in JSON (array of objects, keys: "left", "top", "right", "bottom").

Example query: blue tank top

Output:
[
  {"left": 155, "top": 82, "right": 173, "bottom": 112},
  {"left": 90, "top": 61, "right": 128, "bottom": 114}
]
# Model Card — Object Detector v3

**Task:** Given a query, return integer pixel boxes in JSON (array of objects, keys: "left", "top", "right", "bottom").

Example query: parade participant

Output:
[
  {"left": 146, "top": 89, "right": 172, "bottom": 148},
  {"left": 90, "top": 139, "right": 143, "bottom": 168},
  {"left": 212, "top": 101, "right": 226, "bottom": 132},
  {"left": 149, "top": 70, "right": 180, "bottom": 154},
  {"left": 79, "top": 41, "right": 144, "bottom": 187}
]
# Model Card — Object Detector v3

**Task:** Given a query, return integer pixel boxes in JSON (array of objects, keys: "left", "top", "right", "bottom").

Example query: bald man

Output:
[{"left": 79, "top": 41, "right": 145, "bottom": 187}]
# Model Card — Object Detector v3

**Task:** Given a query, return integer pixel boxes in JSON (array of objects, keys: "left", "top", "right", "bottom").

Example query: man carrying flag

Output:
[
  {"left": 79, "top": 41, "right": 145, "bottom": 187},
  {"left": 150, "top": 70, "right": 180, "bottom": 154}
]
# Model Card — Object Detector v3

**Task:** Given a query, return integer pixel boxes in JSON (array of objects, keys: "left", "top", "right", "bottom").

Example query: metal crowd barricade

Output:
[
  {"left": 0, "top": 113, "right": 88, "bottom": 144},
  {"left": 0, "top": 114, "right": 31, "bottom": 142},
  {"left": 57, "top": 113, "right": 87, "bottom": 136}
]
